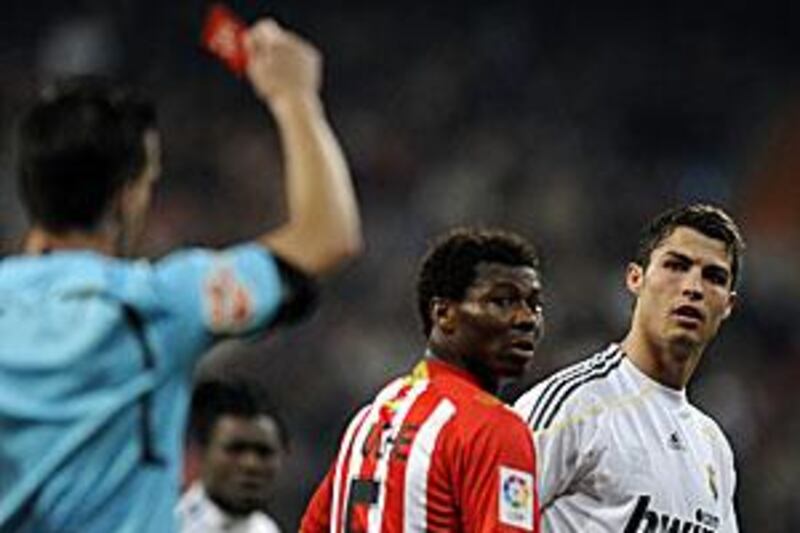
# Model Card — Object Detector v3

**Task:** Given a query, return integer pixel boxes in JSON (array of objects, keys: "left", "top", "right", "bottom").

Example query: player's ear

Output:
[
  {"left": 109, "top": 187, "right": 127, "bottom": 227},
  {"left": 722, "top": 290, "right": 738, "bottom": 320},
  {"left": 625, "top": 262, "right": 644, "bottom": 296},
  {"left": 115, "top": 179, "right": 139, "bottom": 223},
  {"left": 431, "top": 297, "right": 456, "bottom": 335}
]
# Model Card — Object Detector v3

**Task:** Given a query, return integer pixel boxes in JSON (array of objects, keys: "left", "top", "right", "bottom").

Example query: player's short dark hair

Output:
[
  {"left": 17, "top": 76, "right": 157, "bottom": 233},
  {"left": 189, "top": 380, "right": 289, "bottom": 449},
  {"left": 417, "top": 227, "right": 540, "bottom": 337},
  {"left": 634, "top": 203, "right": 745, "bottom": 288}
]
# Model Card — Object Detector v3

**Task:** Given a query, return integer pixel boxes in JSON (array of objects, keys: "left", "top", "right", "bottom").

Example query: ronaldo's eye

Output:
[
  {"left": 663, "top": 259, "right": 688, "bottom": 272},
  {"left": 705, "top": 269, "right": 730, "bottom": 286},
  {"left": 664, "top": 257, "right": 692, "bottom": 272}
]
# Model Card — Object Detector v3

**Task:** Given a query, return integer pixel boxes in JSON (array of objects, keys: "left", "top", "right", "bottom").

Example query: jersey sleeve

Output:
[
  {"left": 720, "top": 467, "right": 739, "bottom": 533},
  {"left": 300, "top": 465, "right": 334, "bottom": 533},
  {"left": 514, "top": 383, "right": 597, "bottom": 510},
  {"left": 149, "top": 244, "right": 316, "bottom": 361},
  {"left": 300, "top": 404, "right": 373, "bottom": 533},
  {"left": 715, "top": 425, "right": 740, "bottom": 533},
  {"left": 154, "top": 244, "right": 283, "bottom": 336},
  {"left": 456, "top": 410, "right": 540, "bottom": 533}
]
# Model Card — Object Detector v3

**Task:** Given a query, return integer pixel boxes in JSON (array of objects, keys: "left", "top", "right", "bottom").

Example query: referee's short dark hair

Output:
[
  {"left": 634, "top": 203, "right": 745, "bottom": 289},
  {"left": 17, "top": 76, "right": 156, "bottom": 233},
  {"left": 416, "top": 227, "right": 540, "bottom": 337},
  {"left": 189, "top": 380, "right": 289, "bottom": 449}
]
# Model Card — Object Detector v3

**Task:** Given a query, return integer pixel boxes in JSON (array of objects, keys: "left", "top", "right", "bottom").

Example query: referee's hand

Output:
[{"left": 244, "top": 19, "right": 322, "bottom": 107}]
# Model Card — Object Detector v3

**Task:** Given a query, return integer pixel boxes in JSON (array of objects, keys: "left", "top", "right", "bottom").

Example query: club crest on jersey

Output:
[
  {"left": 499, "top": 466, "right": 534, "bottom": 530},
  {"left": 203, "top": 259, "right": 254, "bottom": 334}
]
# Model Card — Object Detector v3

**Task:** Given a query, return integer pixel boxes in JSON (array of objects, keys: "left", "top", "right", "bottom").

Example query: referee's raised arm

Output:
[{"left": 244, "top": 19, "right": 363, "bottom": 278}]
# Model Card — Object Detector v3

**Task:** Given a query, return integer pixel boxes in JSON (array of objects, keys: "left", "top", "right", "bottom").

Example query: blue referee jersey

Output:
[{"left": 0, "top": 244, "right": 285, "bottom": 532}]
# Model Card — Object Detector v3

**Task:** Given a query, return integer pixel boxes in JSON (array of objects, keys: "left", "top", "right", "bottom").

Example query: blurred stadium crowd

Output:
[{"left": 1, "top": 2, "right": 799, "bottom": 530}]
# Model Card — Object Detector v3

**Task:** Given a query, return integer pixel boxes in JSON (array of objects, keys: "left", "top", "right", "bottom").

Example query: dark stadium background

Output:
[{"left": 2, "top": 2, "right": 799, "bottom": 530}]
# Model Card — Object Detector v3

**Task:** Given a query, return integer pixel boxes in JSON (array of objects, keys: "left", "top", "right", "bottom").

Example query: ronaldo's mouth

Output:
[{"left": 672, "top": 305, "right": 705, "bottom": 323}]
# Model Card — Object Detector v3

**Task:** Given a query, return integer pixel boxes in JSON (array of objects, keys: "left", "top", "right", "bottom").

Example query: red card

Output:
[{"left": 201, "top": 3, "right": 248, "bottom": 76}]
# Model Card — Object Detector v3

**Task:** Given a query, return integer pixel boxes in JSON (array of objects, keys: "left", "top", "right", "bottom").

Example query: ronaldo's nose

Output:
[{"left": 682, "top": 269, "right": 704, "bottom": 300}]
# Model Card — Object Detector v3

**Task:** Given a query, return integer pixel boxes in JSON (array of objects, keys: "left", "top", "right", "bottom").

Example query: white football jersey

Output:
[
  {"left": 514, "top": 344, "right": 739, "bottom": 533},
  {"left": 177, "top": 483, "right": 281, "bottom": 533}
]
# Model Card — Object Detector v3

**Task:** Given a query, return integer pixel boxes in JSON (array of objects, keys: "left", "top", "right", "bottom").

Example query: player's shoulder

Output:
[
  {"left": 514, "top": 343, "right": 625, "bottom": 430},
  {"left": 687, "top": 401, "right": 736, "bottom": 459},
  {"left": 176, "top": 482, "right": 211, "bottom": 530},
  {"left": 252, "top": 510, "right": 282, "bottom": 533},
  {"left": 350, "top": 374, "right": 416, "bottom": 425},
  {"left": 147, "top": 243, "right": 278, "bottom": 299},
  {"left": 443, "top": 387, "right": 530, "bottom": 441},
  {"left": 0, "top": 251, "right": 131, "bottom": 288},
  {"left": 377, "top": 372, "right": 415, "bottom": 399},
  {"left": 155, "top": 244, "right": 250, "bottom": 269},
  {"left": 430, "top": 373, "right": 506, "bottom": 418},
  {"left": 0, "top": 252, "right": 164, "bottom": 318}
]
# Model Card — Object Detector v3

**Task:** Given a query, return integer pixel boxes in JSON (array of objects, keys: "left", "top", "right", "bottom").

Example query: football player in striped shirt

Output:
[
  {"left": 514, "top": 204, "right": 744, "bottom": 532},
  {"left": 301, "top": 228, "right": 545, "bottom": 533}
]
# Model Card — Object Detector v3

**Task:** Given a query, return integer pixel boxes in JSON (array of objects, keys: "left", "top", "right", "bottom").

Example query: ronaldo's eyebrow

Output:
[
  {"left": 662, "top": 250, "right": 693, "bottom": 263},
  {"left": 663, "top": 250, "right": 731, "bottom": 277}
]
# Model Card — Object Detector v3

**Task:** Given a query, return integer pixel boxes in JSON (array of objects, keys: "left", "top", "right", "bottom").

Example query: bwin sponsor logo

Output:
[{"left": 623, "top": 495, "right": 715, "bottom": 533}]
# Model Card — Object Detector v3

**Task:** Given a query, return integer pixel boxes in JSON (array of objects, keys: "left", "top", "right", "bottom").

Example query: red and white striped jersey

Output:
[{"left": 301, "top": 358, "right": 540, "bottom": 533}]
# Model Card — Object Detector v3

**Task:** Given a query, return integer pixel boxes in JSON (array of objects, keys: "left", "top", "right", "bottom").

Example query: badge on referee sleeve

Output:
[
  {"left": 499, "top": 466, "right": 534, "bottom": 530},
  {"left": 203, "top": 259, "right": 254, "bottom": 334}
]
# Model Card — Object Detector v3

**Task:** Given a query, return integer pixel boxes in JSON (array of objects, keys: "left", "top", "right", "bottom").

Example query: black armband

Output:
[{"left": 270, "top": 255, "right": 319, "bottom": 326}]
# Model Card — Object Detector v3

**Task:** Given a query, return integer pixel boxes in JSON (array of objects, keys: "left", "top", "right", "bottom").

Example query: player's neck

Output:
[
  {"left": 425, "top": 343, "right": 500, "bottom": 394},
  {"left": 23, "top": 227, "right": 116, "bottom": 256},
  {"left": 620, "top": 329, "right": 696, "bottom": 390},
  {"left": 205, "top": 487, "right": 255, "bottom": 520}
]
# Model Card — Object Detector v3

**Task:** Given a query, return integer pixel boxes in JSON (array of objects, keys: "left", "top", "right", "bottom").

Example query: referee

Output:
[{"left": 0, "top": 18, "right": 360, "bottom": 532}]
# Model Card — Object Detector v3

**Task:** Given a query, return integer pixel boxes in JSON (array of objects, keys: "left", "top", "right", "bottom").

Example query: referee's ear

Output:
[{"left": 625, "top": 262, "right": 644, "bottom": 297}]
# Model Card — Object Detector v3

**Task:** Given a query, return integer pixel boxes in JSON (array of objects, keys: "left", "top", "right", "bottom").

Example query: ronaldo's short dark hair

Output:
[
  {"left": 417, "top": 227, "right": 540, "bottom": 337},
  {"left": 17, "top": 76, "right": 156, "bottom": 233},
  {"left": 634, "top": 203, "right": 745, "bottom": 289}
]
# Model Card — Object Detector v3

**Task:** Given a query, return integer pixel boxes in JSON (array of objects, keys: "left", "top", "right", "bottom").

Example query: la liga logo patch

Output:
[
  {"left": 499, "top": 466, "right": 534, "bottom": 530},
  {"left": 203, "top": 258, "right": 254, "bottom": 334}
]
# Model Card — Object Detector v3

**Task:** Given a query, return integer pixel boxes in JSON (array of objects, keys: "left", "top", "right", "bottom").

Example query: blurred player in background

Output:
[
  {"left": 301, "top": 228, "right": 544, "bottom": 533},
  {"left": 515, "top": 203, "right": 743, "bottom": 532},
  {"left": 0, "top": 18, "right": 361, "bottom": 532},
  {"left": 178, "top": 380, "right": 288, "bottom": 533}
]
